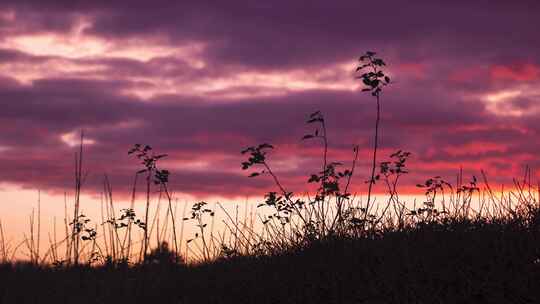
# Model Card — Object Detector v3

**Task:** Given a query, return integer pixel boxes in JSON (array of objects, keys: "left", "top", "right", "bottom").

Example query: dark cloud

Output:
[{"left": 2, "top": 1, "right": 540, "bottom": 70}]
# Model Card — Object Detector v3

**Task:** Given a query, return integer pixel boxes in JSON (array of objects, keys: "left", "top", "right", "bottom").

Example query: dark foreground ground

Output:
[{"left": 1, "top": 218, "right": 539, "bottom": 304}]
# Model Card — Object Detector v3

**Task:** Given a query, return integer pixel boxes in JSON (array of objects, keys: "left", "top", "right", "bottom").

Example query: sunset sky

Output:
[{"left": 1, "top": 0, "right": 540, "bottom": 206}]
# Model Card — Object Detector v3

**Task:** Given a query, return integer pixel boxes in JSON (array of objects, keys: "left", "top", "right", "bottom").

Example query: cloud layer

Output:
[{"left": 1, "top": 1, "right": 539, "bottom": 199}]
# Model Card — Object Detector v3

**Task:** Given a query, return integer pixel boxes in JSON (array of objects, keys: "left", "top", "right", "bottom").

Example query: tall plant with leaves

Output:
[
  {"left": 302, "top": 111, "right": 358, "bottom": 235},
  {"left": 356, "top": 51, "right": 391, "bottom": 215},
  {"left": 242, "top": 113, "right": 360, "bottom": 240},
  {"left": 128, "top": 144, "right": 178, "bottom": 261}
]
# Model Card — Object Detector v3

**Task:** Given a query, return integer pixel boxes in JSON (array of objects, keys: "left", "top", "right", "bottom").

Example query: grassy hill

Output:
[{"left": 1, "top": 206, "right": 539, "bottom": 304}]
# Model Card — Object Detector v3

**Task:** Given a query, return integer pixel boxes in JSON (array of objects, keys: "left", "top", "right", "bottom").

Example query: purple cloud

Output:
[{"left": 0, "top": 1, "right": 539, "bottom": 199}]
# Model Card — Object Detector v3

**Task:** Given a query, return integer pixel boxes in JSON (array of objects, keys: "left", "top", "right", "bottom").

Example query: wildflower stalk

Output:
[
  {"left": 356, "top": 51, "right": 391, "bottom": 220},
  {"left": 366, "top": 93, "right": 380, "bottom": 216}
]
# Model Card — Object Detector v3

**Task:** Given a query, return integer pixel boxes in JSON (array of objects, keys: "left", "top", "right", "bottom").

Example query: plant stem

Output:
[
  {"left": 366, "top": 94, "right": 380, "bottom": 218},
  {"left": 142, "top": 170, "right": 151, "bottom": 261},
  {"left": 320, "top": 119, "right": 328, "bottom": 236},
  {"left": 162, "top": 185, "right": 179, "bottom": 260},
  {"left": 71, "top": 131, "right": 83, "bottom": 265},
  {"left": 263, "top": 162, "right": 308, "bottom": 226}
]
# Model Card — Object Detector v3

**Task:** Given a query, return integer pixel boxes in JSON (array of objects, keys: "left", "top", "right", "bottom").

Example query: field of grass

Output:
[{"left": 1, "top": 189, "right": 539, "bottom": 303}]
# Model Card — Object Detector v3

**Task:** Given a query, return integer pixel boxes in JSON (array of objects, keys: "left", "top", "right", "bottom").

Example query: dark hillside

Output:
[{"left": 1, "top": 214, "right": 539, "bottom": 304}]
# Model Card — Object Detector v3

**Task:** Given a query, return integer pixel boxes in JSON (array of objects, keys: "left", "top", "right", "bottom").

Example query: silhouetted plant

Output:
[
  {"left": 414, "top": 176, "right": 452, "bottom": 221},
  {"left": 242, "top": 144, "right": 309, "bottom": 234},
  {"left": 87, "top": 251, "right": 102, "bottom": 266},
  {"left": 69, "top": 214, "right": 101, "bottom": 265},
  {"left": 303, "top": 111, "right": 330, "bottom": 232},
  {"left": 219, "top": 244, "right": 240, "bottom": 259},
  {"left": 128, "top": 144, "right": 178, "bottom": 261},
  {"left": 69, "top": 131, "right": 85, "bottom": 265},
  {"left": 302, "top": 110, "right": 357, "bottom": 235},
  {"left": 70, "top": 214, "right": 95, "bottom": 241},
  {"left": 456, "top": 175, "right": 480, "bottom": 218},
  {"left": 102, "top": 207, "right": 145, "bottom": 262},
  {"left": 242, "top": 112, "right": 362, "bottom": 241},
  {"left": 117, "top": 208, "right": 146, "bottom": 230},
  {"left": 378, "top": 150, "right": 411, "bottom": 228},
  {"left": 356, "top": 51, "right": 391, "bottom": 218},
  {"left": 183, "top": 201, "right": 214, "bottom": 261}
]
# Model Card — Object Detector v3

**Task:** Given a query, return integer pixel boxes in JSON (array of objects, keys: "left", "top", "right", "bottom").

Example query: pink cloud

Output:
[
  {"left": 490, "top": 63, "right": 540, "bottom": 82},
  {"left": 394, "top": 63, "right": 427, "bottom": 79},
  {"left": 449, "top": 68, "right": 484, "bottom": 83}
]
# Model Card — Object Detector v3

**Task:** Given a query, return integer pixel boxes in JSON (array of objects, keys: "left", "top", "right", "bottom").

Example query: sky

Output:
[{"left": 1, "top": 0, "right": 540, "bottom": 204}]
